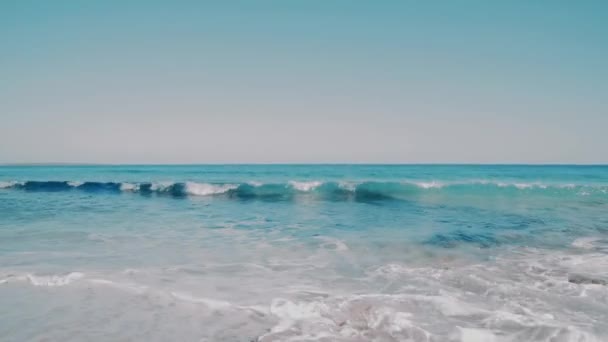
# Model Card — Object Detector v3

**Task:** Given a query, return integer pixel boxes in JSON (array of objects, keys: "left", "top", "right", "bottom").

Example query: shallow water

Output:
[{"left": 1, "top": 165, "right": 607, "bottom": 341}]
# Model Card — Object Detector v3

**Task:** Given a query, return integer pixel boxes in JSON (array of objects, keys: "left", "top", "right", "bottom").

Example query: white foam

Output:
[
  {"left": 172, "top": 292, "right": 237, "bottom": 310},
  {"left": 67, "top": 181, "right": 84, "bottom": 187},
  {"left": 405, "top": 179, "right": 569, "bottom": 190},
  {"left": 184, "top": 182, "right": 237, "bottom": 196},
  {"left": 171, "top": 292, "right": 267, "bottom": 314},
  {"left": 368, "top": 263, "right": 410, "bottom": 278},
  {"left": 0, "top": 181, "right": 17, "bottom": 188},
  {"left": 415, "top": 181, "right": 444, "bottom": 189},
  {"left": 268, "top": 298, "right": 331, "bottom": 334},
  {"left": 338, "top": 181, "right": 357, "bottom": 191},
  {"left": 513, "top": 183, "right": 531, "bottom": 189},
  {"left": 149, "top": 181, "right": 174, "bottom": 192},
  {"left": 316, "top": 236, "right": 349, "bottom": 252},
  {"left": 368, "top": 264, "right": 446, "bottom": 281},
  {"left": 119, "top": 182, "right": 138, "bottom": 191},
  {"left": 494, "top": 181, "right": 545, "bottom": 189},
  {"left": 365, "top": 307, "right": 432, "bottom": 340},
  {"left": 26, "top": 272, "right": 85, "bottom": 286},
  {"left": 0, "top": 274, "right": 20, "bottom": 284},
  {"left": 261, "top": 296, "right": 437, "bottom": 341},
  {"left": 288, "top": 181, "right": 322, "bottom": 192},
  {"left": 425, "top": 293, "right": 487, "bottom": 317},
  {"left": 572, "top": 237, "right": 601, "bottom": 249}
]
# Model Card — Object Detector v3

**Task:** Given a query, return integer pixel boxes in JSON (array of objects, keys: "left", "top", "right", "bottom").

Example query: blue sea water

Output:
[{"left": 1, "top": 165, "right": 607, "bottom": 341}]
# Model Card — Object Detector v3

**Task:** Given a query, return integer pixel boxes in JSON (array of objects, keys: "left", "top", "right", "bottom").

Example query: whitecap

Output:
[
  {"left": 0, "top": 181, "right": 18, "bottom": 188},
  {"left": 288, "top": 181, "right": 322, "bottom": 192},
  {"left": 415, "top": 181, "right": 444, "bottom": 189},
  {"left": 337, "top": 181, "right": 357, "bottom": 191},
  {"left": 119, "top": 182, "right": 138, "bottom": 191},
  {"left": 184, "top": 182, "right": 237, "bottom": 196},
  {"left": 149, "top": 181, "right": 175, "bottom": 192}
]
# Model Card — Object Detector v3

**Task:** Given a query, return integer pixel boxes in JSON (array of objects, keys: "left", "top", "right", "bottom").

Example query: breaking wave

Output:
[
  {"left": 1, "top": 180, "right": 606, "bottom": 200},
  {"left": 0, "top": 272, "right": 85, "bottom": 287}
]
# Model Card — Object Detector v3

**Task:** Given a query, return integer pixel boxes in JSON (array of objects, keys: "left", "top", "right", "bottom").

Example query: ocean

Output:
[{"left": 1, "top": 164, "right": 607, "bottom": 341}]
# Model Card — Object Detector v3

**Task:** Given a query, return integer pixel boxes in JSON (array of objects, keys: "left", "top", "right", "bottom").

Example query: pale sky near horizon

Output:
[{"left": 1, "top": 1, "right": 607, "bottom": 164}]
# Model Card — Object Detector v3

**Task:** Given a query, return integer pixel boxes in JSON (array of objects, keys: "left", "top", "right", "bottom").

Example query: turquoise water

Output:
[{"left": 1, "top": 165, "right": 607, "bottom": 341}]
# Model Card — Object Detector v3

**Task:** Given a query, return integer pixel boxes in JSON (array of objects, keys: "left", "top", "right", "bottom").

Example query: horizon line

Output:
[{"left": 1, "top": 162, "right": 607, "bottom": 167}]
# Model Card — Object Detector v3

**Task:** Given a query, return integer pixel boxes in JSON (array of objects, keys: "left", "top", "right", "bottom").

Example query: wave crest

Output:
[{"left": 1, "top": 180, "right": 606, "bottom": 201}]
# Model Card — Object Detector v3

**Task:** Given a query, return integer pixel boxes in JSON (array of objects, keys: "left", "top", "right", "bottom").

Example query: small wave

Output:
[
  {"left": 1, "top": 179, "right": 607, "bottom": 201},
  {"left": 27, "top": 272, "right": 85, "bottom": 286},
  {"left": 171, "top": 292, "right": 266, "bottom": 314},
  {"left": 171, "top": 291, "right": 236, "bottom": 309},
  {"left": 0, "top": 272, "right": 85, "bottom": 287},
  {"left": 87, "top": 279, "right": 148, "bottom": 294},
  {"left": 0, "top": 271, "right": 158, "bottom": 295}
]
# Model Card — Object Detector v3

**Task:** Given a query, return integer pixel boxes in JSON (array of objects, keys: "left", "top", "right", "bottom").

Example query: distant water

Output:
[{"left": 1, "top": 165, "right": 607, "bottom": 341}]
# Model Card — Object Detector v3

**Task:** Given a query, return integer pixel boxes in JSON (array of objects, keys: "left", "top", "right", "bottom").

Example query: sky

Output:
[{"left": 1, "top": 1, "right": 607, "bottom": 164}]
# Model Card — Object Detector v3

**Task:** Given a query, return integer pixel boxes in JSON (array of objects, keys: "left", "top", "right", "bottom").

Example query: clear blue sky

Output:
[{"left": 1, "top": 1, "right": 607, "bottom": 164}]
